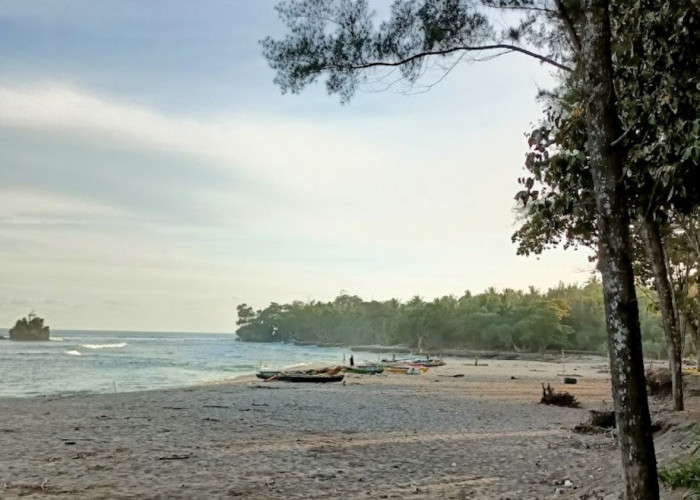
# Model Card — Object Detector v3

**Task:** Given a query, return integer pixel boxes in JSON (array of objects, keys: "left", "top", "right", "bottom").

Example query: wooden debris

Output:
[
  {"left": 574, "top": 409, "right": 616, "bottom": 434},
  {"left": 157, "top": 454, "right": 192, "bottom": 460},
  {"left": 589, "top": 410, "right": 615, "bottom": 428},
  {"left": 646, "top": 368, "right": 672, "bottom": 397},
  {"left": 540, "top": 383, "right": 581, "bottom": 408},
  {"left": 563, "top": 377, "right": 577, "bottom": 384}
]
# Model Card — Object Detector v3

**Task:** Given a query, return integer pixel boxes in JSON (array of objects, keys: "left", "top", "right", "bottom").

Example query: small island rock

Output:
[{"left": 9, "top": 313, "right": 50, "bottom": 341}]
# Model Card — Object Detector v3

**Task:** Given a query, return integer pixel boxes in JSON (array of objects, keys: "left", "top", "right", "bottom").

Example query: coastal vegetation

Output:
[
  {"left": 9, "top": 313, "right": 50, "bottom": 341},
  {"left": 236, "top": 280, "right": 684, "bottom": 358},
  {"left": 261, "top": 0, "right": 698, "bottom": 496},
  {"left": 658, "top": 425, "right": 700, "bottom": 494}
]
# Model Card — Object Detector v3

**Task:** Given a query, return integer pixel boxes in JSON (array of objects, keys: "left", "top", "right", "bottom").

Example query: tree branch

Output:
[
  {"left": 327, "top": 44, "right": 573, "bottom": 73},
  {"left": 553, "top": 0, "right": 582, "bottom": 55},
  {"left": 479, "top": 2, "right": 557, "bottom": 14}
]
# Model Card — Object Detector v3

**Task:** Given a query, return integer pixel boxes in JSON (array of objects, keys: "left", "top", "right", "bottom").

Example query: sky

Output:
[{"left": 0, "top": 1, "right": 595, "bottom": 333}]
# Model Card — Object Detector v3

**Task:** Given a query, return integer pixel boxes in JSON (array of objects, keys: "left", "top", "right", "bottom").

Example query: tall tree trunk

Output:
[
  {"left": 581, "top": 2, "right": 659, "bottom": 499},
  {"left": 697, "top": 278, "right": 700, "bottom": 370},
  {"left": 641, "top": 219, "right": 684, "bottom": 410},
  {"left": 697, "top": 325, "right": 700, "bottom": 371},
  {"left": 685, "top": 311, "right": 700, "bottom": 371}
]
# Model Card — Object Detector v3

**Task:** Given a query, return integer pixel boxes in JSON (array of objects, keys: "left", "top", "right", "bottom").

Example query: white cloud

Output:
[{"left": 0, "top": 85, "right": 591, "bottom": 331}]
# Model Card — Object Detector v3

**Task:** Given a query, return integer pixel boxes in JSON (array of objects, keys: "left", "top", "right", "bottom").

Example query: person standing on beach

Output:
[{"left": 349, "top": 355, "right": 354, "bottom": 367}]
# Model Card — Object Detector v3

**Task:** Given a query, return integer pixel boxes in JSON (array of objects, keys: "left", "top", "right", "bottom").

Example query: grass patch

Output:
[
  {"left": 659, "top": 459, "right": 700, "bottom": 492},
  {"left": 659, "top": 424, "right": 700, "bottom": 493}
]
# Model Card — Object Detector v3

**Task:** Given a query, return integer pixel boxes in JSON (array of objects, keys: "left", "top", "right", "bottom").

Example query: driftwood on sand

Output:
[
  {"left": 540, "top": 383, "right": 581, "bottom": 408},
  {"left": 588, "top": 410, "right": 616, "bottom": 428},
  {"left": 646, "top": 368, "right": 672, "bottom": 397},
  {"left": 574, "top": 409, "right": 616, "bottom": 434}
]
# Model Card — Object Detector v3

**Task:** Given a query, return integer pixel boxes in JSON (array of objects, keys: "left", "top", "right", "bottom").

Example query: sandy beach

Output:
[{"left": 1, "top": 356, "right": 698, "bottom": 499}]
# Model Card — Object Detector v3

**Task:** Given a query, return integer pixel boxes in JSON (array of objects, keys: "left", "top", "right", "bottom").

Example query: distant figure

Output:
[
  {"left": 392, "top": 354, "right": 396, "bottom": 361},
  {"left": 349, "top": 355, "right": 354, "bottom": 367}
]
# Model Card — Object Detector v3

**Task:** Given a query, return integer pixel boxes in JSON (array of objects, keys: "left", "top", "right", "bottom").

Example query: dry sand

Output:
[{"left": 1, "top": 356, "right": 698, "bottom": 499}]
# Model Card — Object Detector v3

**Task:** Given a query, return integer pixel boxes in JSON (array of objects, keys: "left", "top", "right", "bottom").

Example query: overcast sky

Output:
[{"left": 0, "top": 1, "right": 595, "bottom": 333}]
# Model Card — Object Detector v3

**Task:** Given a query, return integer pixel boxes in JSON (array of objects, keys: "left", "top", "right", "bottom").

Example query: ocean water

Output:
[{"left": 0, "top": 330, "right": 374, "bottom": 398}]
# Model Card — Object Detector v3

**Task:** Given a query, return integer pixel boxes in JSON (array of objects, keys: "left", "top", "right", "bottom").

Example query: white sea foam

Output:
[
  {"left": 65, "top": 350, "right": 82, "bottom": 356},
  {"left": 81, "top": 342, "right": 127, "bottom": 349},
  {"left": 50, "top": 337, "right": 64, "bottom": 341}
]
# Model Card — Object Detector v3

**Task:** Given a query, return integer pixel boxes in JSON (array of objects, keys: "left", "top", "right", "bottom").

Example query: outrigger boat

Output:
[
  {"left": 380, "top": 356, "right": 445, "bottom": 367},
  {"left": 410, "top": 357, "right": 445, "bottom": 367},
  {"left": 384, "top": 365, "right": 429, "bottom": 375},
  {"left": 274, "top": 372, "right": 344, "bottom": 383},
  {"left": 344, "top": 364, "right": 384, "bottom": 374},
  {"left": 256, "top": 365, "right": 345, "bottom": 383}
]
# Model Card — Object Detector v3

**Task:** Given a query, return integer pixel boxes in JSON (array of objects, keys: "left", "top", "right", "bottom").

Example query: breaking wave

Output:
[
  {"left": 81, "top": 342, "right": 127, "bottom": 349},
  {"left": 65, "top": 350, "right": 82, "bottom": 356}
]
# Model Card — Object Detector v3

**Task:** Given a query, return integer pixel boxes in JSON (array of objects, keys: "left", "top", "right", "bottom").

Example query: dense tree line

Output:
[{"left": 236, "top": 280, "right": 685, "bottom": 358}]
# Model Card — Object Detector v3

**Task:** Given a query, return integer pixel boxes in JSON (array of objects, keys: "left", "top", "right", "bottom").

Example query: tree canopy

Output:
[
  {"left": 236, "top": 280, "right": 675, "bottom": 357},
  {"left": 261, "top": 0, "right": 575, "bottom": 103}
]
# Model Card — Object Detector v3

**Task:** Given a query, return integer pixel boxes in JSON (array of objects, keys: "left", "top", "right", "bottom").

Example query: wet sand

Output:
[{"left": 1, "top": 357, "right": 697, "bottom": 499}]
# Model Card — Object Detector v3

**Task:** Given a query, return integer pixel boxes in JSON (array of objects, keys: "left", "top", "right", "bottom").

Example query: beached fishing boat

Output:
[
  {"left": 257, "top": 365, "right": 345, "bottom": 383},
  {"left": 380, "top": 356, "right": 444, "bottom": 367},
  {"left": 410, "top": 358, "right": 446, "bottom": 367},
  {"left": 344, "top": 364, "right": 384, "bottom": 374},
  {"left": 274, "top": 372, "right": 345, "bottom": 383},
  {"left": 385, "top": 365, "right": 428, "bottom": 375}
]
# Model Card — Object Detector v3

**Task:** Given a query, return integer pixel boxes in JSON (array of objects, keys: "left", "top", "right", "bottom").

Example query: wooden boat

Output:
[
  {"left": 380, "top": 357, "right": 411, "bottom": 365},
  {"left": 344, "top": 364, "right": 384, "bottom": 374},
  {"left": 380, "top": 356, "right": 444, "bottom": 367},
  {"left": 274, "top": 372, "right": 344, "bottom": 383},
  {"left": 256, "top": 370, "right": 281, "bottom": 379},
  {"left": 256, "top": 366, "right": 344, "bottom": 383},
  {"left": 385, "top": 365, "right": 428, "bottom": 375},
  {"left": 410, "top": 358, "right": 446, "bottom": 367}
]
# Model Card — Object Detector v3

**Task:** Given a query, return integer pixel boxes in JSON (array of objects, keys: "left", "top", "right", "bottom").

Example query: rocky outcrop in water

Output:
[{"left": 9, "top": 313, "right": 50, "bottom": 341}]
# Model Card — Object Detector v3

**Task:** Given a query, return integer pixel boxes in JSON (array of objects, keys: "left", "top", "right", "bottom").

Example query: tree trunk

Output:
[
  {"left": 581, "top": 2, "right": 659, "bottom": 499},
  {"left": 641, "top": 219, "right": 684, "bottom": 410},
  {"left": 691, "top": 316, "right": 700, "bottom": 371},
  {"left": 697, "top": 281, "right": 700, "bottom": 370},
  {"left": 679, "top": 304, "right": 700, "bottom": 371},
  {"left": 697, "top": 326, "right": 700, "bottom": 371}
]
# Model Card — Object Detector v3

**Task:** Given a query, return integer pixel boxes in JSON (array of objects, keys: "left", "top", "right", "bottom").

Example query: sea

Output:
[{"left": 0, "top": 330, "right": 378, "bottom": 399}]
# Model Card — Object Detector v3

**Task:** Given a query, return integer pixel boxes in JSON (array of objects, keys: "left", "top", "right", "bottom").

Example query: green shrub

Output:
[
  {"left": 659, "top": 425, "right": 700, "bottom": 493},
  {"left": 659, "top": 460, "right": 700, "bottom": 492}
]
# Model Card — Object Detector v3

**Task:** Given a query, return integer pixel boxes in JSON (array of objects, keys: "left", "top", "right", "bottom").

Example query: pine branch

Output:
[{"left": 326, "top": 44, "right": 573, "bottom": 73}]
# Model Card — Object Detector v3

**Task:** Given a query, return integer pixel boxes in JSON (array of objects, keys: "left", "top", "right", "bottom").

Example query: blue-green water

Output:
[{"left": 0, "top": 330, "right": 372, "bottom": 398}]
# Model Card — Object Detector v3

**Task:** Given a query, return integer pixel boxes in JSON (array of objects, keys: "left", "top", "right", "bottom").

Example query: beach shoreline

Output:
[{"left": 1, "top": 357, "right": 697, "bottom": 499}]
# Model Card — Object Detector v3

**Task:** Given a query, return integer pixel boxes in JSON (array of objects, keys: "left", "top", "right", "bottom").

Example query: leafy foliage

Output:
[
  {"left": 262, "top": 0, "right": 573, "bottom": 102},
  {"left": 236, "top": 281, "right": 666, "bottom": 355},
  {"left": 659, "top": 425, "right": 700, "bottom": 493},
  {"left": 514, "top": 0, "right": 700, "bottom": 256}
]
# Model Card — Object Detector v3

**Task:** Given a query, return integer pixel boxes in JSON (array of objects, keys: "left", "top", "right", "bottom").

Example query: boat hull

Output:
[
  {"left": 275, "top": 373, "right": 344, "bottom": 383},
  {"left": 344, "top": 365, "right": 384, "bottom": 374}
]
